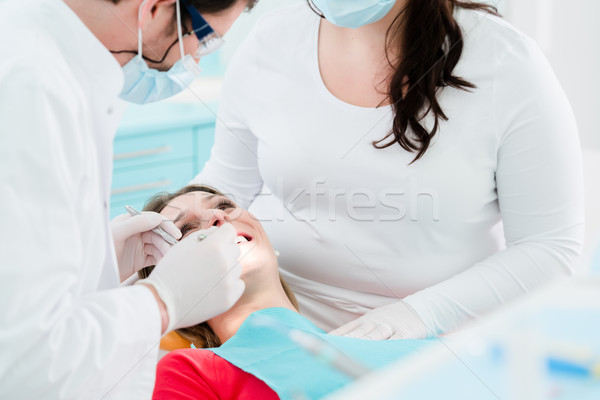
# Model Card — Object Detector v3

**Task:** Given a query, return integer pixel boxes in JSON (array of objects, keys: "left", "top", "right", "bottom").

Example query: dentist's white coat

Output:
[{"left": 0, "top": 0, "right": 161, "bottom": 398}]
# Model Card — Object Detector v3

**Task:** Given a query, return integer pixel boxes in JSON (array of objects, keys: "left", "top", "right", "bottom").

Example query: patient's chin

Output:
[
  {"left": 238, "top": 246, "right": 277, "bottom": 279},
  {"left": 239, "top": 248, "right": 261, "bottom": 275}
]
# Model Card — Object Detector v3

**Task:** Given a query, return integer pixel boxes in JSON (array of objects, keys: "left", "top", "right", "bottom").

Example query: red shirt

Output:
[{"left": 153, "top": 349, "right": 280, "bottom": 400}]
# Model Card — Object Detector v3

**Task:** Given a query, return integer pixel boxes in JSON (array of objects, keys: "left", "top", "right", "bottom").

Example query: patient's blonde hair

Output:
[{"left": 139, "top": 184, "right": 299, "bottom": 348}]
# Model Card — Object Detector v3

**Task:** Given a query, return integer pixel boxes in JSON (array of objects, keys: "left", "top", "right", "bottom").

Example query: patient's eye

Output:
[
  {"left": 215, "top": 199, "right": 235, "bottom": 211},
  {"left": 180, "top": 222, "right": 200, "bottom": 237}
]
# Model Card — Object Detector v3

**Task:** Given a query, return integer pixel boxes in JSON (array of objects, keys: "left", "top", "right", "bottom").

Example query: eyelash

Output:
[
  {"left": 179, "top": 200, "right": 236, "bottom": 236},
  {"left": 216, "top": 200, "right": 235, "bottom": 211},
  {"left": 180, "top": 223, "right": 200, "bottom": 236}
]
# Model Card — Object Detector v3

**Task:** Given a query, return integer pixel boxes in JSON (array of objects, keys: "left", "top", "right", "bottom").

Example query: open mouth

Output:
[{"left": 235, "top": 232, "right": 253, "bottom": 244}]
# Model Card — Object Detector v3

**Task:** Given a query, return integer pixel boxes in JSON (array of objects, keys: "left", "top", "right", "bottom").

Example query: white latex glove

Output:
[
  {"left": 138, "top": 224, "right": 245, "bottom": 332},
  {"left": 111, "top": 212, "right": 182, "bottom": 283},
  {"left": 328, "top": 301, "right": 430, "bottom": 340}
]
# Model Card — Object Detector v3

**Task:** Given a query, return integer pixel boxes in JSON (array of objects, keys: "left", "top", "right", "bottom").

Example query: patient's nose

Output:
[{"left": 209, "top": 209, "right": 231, "bottom": 228}]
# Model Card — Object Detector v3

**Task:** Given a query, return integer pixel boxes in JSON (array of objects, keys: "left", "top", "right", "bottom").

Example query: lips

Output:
[{"left": 235, "top": 232, "right": 252, "bottom": 244}]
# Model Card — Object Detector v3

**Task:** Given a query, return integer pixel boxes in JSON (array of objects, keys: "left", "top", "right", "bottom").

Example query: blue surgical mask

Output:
[
  {"left": 311, "top": 0, "right": 397, "bottom": 29},
  {"left": 119, "top": 0, "right": 201, "bottom": 104}
]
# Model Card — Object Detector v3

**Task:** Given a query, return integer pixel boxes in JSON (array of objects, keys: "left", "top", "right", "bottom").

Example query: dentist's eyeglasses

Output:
[{"left": 181, "top": 0, "right": 225, "bottom": 58}]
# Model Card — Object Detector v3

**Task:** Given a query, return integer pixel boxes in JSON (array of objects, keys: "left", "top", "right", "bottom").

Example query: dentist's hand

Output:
[
  {"left": 328, "top": 301, "right": 430, "bottom": 340},
  {"left": 111, "top": 212, "right": 182, "bottom": 283},
  {"left": 138, "top": 224, "right": 245, "bottom": 333}
]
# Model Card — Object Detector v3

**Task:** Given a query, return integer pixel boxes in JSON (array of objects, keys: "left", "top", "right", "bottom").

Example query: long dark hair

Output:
[{"left": 310, "top": 0, "right": 499, "bottom": 163}]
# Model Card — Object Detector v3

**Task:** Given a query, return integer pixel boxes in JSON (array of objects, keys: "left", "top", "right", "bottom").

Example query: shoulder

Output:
[
  {"left": 221, "top": 3, "right": 319, "bottom": 109},
  {"left": 457, "top": 8, "right": 529, "bottom": 49},
  {"left": 157, "top": 348, "right": 217, "bottom": 372},
  {"left": 153, "top": 350, "right": 219, "bottom": 399},
  {"left": 1, "top": 33, "right": 82, "bottom": 107},
  {"left": 253, "top": 3, "right": 318, "bottom": 37},
  {"left": 0, "top": 0, "right": 83, "bottom": 99},
  {"left": 0, "top": 30, "right": 87, "bottom": 156},
  {"left": 454, "top": 8, "right": 557, "bottom": 107},
  {"left": 154, "top": 350, "right": 279, "bottom": 400},
  {"left": 157, "top": 348, "right": 251, "bottom": 376},
  {"left": 459, "top": 10, "right": 561, "bottom": 91},
  {"left": 455, "top": 12, "right": 574, "bottom": 142},
  {"left": 456, "top": 8, "right": 545, "bottom": 69},
  {"left": 228, "top": 3, "right": 318, "bottom": 68},
  {"left": 157, "top": 349, "right": 243, "bottom": 378}
]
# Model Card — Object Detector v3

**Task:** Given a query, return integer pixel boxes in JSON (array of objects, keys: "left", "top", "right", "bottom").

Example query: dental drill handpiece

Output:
[{"left": 124, "top": 205, "right": 179, "bottom": 245}]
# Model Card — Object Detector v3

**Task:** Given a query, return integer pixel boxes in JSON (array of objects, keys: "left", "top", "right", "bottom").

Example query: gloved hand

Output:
[
  {"left": 138, "top": 224, "right": 245, "bottom": 332},
  {"left": 328, "top": 301, "right": 430, "bottom": 340},
  {"left": 111, "top": 212, "right": 182, "bottom": 283}
]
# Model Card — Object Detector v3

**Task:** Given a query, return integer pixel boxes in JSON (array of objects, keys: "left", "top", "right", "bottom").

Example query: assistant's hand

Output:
[
  {"left": 111, "top": 212, "right": 182, "bottom": 283},
  {"left": 328, "top": 301, "right": 430, "bottom": 340},
  {"left": 138, "top": 224, "right": 245, "bottom": 333}
]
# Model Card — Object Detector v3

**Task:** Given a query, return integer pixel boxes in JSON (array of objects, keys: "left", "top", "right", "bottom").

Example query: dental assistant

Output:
[
  {"left": 0, "top": 0, "right": 254, "bottom": 398},
  {"left": 193, "top": 0, "right": 585, "bottom": 339}
]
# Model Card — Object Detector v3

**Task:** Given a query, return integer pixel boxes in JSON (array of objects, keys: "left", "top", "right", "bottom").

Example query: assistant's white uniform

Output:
[
  {"left": 193, "top": 4, "right": 585, "bottom": 334},
  {"left": 0, "top": 0, "right": 160, "bottom": 398}
]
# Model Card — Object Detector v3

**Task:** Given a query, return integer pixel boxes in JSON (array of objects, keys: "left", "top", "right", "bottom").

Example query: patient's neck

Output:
[{"left": 208, "top": 271, "right": 297, "bottom": 344}]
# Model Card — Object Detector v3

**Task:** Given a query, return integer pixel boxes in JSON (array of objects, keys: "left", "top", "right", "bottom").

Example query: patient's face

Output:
[{"left": 159, "top": 191, "right": 278, "bottom": 278}]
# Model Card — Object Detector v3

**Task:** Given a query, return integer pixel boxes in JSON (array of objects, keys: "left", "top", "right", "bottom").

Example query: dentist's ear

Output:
[
  {"left": 137, "top": 0, "right": 156, "bottom": 28},
  {"left": 138, "top": 0, "right": 176, "bottom": 28}
]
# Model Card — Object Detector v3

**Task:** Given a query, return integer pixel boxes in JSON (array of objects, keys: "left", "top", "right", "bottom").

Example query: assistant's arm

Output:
[
  {"left": 191, "top": 28, "right": 263, "bottom": 209},
  {"left": 403, "top": 36, "right": 585, "bottom": 335},
  {"left": 331, "top": 35, "right": 584, "bottom": 339},
  {"left": 0, "top": 61, "right": 162, "bottom": 399}
]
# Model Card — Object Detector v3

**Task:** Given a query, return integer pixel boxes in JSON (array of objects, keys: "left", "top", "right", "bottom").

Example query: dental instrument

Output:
[{"left": 124, "top": 205, "right": 179, "bottom": 245}]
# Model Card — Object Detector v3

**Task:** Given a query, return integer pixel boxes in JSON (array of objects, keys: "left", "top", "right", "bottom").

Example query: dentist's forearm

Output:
[{"left": 139, "top": 283, "right": 169, "bottom": 334}]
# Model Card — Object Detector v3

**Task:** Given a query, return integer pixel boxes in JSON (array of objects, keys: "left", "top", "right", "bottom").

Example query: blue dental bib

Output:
[{"left": 209, "top": 308, "right": 433, "bottom": 400}]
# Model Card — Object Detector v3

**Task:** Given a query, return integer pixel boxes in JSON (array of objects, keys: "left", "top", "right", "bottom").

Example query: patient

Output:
[{"left": 140, "top": 185, "right": 430, "bottom": 400}]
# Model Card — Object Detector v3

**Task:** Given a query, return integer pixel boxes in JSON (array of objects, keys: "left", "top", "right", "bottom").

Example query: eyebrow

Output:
[{"left": 169, "top": 193, "right": 225, "bottom": 223}]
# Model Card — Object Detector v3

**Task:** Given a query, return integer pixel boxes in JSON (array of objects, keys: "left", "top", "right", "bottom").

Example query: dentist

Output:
[{"left": 0, "top": 0, "right": 255, "bottom": 398}]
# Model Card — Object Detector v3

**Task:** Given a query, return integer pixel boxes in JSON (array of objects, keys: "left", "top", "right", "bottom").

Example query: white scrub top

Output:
[
  {"left": 0, "top": 0, "right": 161, "bottom": 398},
  {"left": 193, "top": 4, "right": 584, "bottom": 334}
]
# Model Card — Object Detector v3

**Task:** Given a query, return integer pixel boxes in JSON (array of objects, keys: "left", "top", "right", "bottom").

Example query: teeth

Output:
[{"left": 235, "top": 235, "right": 248, "bottom": 244}]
